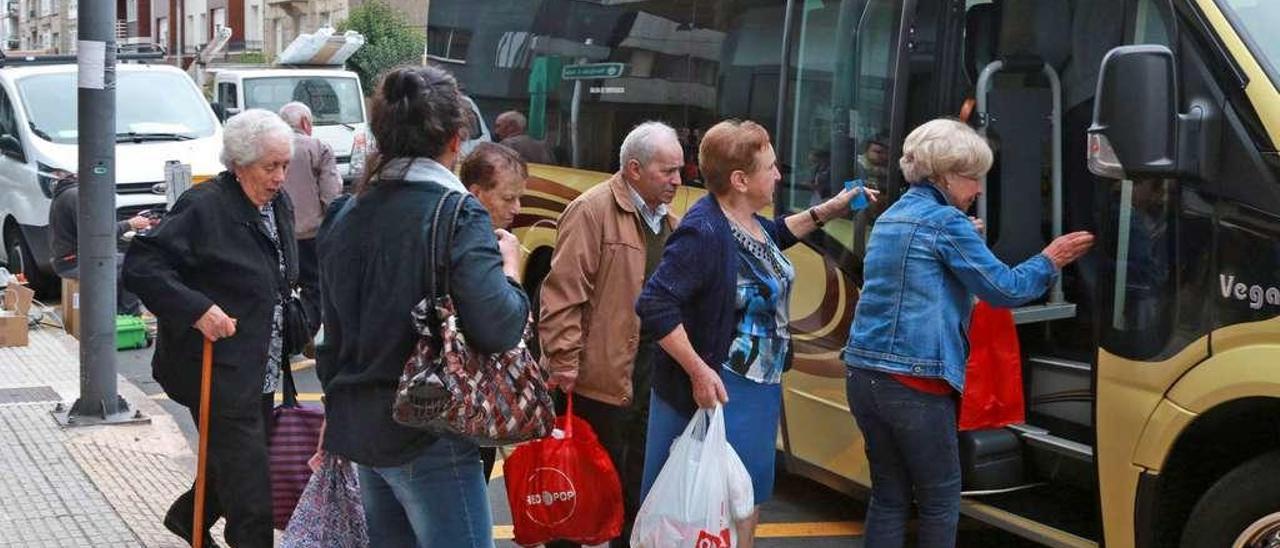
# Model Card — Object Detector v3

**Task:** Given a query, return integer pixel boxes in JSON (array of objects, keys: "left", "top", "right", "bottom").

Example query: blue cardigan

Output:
[{"left": 635, "top": 193, "right": 798, "bottom": 418}]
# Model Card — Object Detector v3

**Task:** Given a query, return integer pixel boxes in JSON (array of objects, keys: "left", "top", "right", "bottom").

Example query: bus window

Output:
[
  {"left": 779, "top": 0, "right": 898, "bottom": 280},
  {"left": 1130, "top": 0, "right": 1172, "bottom": 46},
  {"left": 432, "top": 0, "right": 788, "bottom": 176}
]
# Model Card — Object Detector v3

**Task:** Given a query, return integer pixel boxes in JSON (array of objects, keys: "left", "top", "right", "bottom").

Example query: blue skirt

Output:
[{"left": 641, "top": 368, "right": 783, "bottom": 505}]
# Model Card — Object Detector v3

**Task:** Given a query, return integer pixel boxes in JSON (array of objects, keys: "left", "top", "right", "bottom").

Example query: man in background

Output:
[
  {"left": 494, "top": 110, "right": 555, "bottom": 165},
  {"left": 278, "top": 102, "right": 341, "bottom": 295}
]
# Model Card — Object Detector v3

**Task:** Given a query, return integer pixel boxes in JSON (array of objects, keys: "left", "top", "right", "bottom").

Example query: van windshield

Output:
[
  {"left": 18, "top": 71, "right": 217, "bottom": 144},
  {"left": 1221, "top": 0, "right": 1280, "bottom": 85},
  {"left": 243, "top": 76, "right": 364, "bottom": 126}
]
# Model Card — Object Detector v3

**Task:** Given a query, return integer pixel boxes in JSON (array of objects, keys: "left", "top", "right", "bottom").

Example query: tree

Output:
[{"left": 338, "top": 1, "right": 426, "bottom": 95}]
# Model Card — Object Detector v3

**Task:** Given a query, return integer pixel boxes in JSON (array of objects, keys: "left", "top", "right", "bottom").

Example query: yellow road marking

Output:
[
  {"left": 491, "top": 521, "right": 862, "bottom": 540},
  {"left": 757, "top": 521, "right": 864, "bottom": 538},
  {"left": 149, "top": 392, "right": 325, "bottom": 403},
  {"left": 491, "top": 458, "right": 504, "bottom": 479}
]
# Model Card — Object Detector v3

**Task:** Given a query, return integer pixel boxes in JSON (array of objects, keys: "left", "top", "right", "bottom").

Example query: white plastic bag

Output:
[{"left": 631, "top": 405, "right": 755, "bottom": 548}]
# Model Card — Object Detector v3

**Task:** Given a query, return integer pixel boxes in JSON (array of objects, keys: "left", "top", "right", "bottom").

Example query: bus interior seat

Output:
[{"left": 981, "top": 0, "right": 1069, "bottom": 266}]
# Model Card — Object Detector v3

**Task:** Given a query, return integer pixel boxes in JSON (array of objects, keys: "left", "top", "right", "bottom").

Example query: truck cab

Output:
[{"left": 212, "top": 68, "right": 368, "bottom": 184}]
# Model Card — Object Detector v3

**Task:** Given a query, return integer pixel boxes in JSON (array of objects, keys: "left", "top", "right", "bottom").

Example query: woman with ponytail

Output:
[{"left": 315, "top": 65, "right": 529, "bottom": 547}]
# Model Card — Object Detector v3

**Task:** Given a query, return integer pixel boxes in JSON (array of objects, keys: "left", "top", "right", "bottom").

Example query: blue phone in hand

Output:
[{"left": 845, "top": 179, "right": 869, "bottom": 212}]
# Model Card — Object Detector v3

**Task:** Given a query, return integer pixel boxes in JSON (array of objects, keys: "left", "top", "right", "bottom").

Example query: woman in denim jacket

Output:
[{"left": 843, "top": 119, "right": 1093, "bottom": 547}]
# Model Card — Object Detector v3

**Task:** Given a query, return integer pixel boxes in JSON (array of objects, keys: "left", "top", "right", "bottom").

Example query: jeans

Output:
[
  {"left": 358, "top": 435, "right": 494, "bottom": 548},
  {"left": 845, "top": 367, "right": 961, "bottom": 548}
]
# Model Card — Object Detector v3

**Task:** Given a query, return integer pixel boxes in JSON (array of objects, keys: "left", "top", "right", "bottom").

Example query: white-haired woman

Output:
[
  {"left": 841, "top": 119, "right": 1093, "bottom": 547},
  {"left": 125, "top": 108, "right": 311, "bottom": 547}
]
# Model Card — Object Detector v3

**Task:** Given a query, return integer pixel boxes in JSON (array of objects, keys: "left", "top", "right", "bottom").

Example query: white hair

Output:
[
  {"left": 220, "top": 109, "right": 295, "bottom": 169},
  {"left": 278, "top": 102, "right": 312, "bottom": 131},
  {"left": 618, "top": 121, "right": 679, "bottom": 169},
  {"left": 899, "top": 118, "right": 993, "bottom": 183}
]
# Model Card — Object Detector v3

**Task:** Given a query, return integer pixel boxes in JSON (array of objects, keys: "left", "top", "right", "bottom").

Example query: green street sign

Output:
[{"left": 561, "top": 63, "right": 626, "bottom": 80}]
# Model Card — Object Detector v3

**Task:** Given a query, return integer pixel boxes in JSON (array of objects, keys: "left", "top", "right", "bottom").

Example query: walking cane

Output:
[{"left": 192, "top": 338, "right": 214, "bottom": 548}]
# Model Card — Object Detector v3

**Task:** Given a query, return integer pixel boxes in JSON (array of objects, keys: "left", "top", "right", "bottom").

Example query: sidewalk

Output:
[{"left": 0, "top": 326, "right": 223, "bottom": 547}]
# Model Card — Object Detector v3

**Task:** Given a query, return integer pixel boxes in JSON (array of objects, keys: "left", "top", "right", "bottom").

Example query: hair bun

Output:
[{"left": 382, "top": 69, "right": 423, "bottom": 103}]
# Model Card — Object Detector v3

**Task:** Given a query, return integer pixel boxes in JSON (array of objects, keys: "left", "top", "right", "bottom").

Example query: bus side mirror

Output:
[{"left": 1088, "top": 45, "right": 1219, "bottom": 180}]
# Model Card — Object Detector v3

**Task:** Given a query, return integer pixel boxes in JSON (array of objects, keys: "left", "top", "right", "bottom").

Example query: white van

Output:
[
  {"left": 212, "top": 68, "right": 368, "bottom": 183},
  {"left": 0, "top": 62, "right": 223, "bottom": 293}
]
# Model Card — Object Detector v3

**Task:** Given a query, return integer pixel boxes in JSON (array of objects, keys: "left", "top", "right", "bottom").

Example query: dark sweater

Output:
[
  {"left": 49, "top": 177, "right": 133, "bottom": 278},
  {"left": 635, "top": 194, "right": 798, "bottom": 419},
  {"left": 315, "top": 170, "right": 529, "bottom": 467},
  {"left": 124, "top": 172, "right": 305, "bottom": 415}
]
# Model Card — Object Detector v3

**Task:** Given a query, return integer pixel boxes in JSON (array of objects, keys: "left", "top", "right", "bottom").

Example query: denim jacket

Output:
[{"left": 843, "top": 183, "right": 1057, "bottom": 391}]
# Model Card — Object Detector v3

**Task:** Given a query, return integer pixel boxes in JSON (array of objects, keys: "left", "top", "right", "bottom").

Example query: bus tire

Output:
[{"left": 1180, "top": 451, "right": 1280, "bottom": 548}]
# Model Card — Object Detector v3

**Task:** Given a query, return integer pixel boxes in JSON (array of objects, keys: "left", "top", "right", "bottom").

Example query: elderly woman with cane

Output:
[{"left": 125, "top": 109, "right": 310, "bottom": 547}]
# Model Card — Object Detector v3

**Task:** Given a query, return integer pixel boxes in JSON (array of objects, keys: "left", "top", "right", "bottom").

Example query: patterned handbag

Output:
[
  {"left": 280, "top": 454, "right": 369, "bottom": 548},
  {"left": 391, "top": 191, "right": 556, "bottom": 446}
]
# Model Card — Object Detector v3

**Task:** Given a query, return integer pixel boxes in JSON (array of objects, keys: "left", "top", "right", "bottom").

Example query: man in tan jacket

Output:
[{"left": 540, "top": 121, "right": 683, "bottom": 547}]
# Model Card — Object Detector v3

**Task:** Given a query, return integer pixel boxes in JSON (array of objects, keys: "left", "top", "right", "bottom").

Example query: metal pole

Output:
[
  {"left": 64, "top": 0, "right": 131, "bottom": 423},
  {"left": 569, "top": 38, "right": 591, "bottom": 169},
  {"left": 176, "top": 0, "right": 184, "bottom": 68}
]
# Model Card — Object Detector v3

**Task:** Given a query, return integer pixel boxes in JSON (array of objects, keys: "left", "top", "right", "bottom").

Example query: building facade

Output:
[
  {"left": 151, "top": 0, "right": 264, "bottom": 57},
  {"left": 264, "top": 0, "right": 346, "bottom": 56},
  {"left": 16, "top": 0, "right": 76, "bottom": 53}
]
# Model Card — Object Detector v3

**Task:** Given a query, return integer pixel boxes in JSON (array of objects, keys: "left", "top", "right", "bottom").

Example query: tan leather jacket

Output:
[{"left": 539, "top": 174, "right": 675, "bottom": 406}]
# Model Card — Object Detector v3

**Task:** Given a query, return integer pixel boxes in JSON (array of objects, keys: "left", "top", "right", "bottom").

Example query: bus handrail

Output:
[{"left": 975, "top": 59, "right": 1066, "bottom": 305}]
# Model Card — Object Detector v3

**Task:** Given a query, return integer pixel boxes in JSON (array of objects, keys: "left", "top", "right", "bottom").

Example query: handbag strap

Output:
[
  {"left": 282, "top": 359, "right": 299, "bottom": 408},
  {"left": 421, "top": 191, "right": 456, "bottom": 300},
  {"left": 424, "top": 189, "right": 471, "bottom": 299}
]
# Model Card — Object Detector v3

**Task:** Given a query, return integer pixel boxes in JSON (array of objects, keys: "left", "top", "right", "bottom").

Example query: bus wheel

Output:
[{"left": 1181, "top": 451, "right": 1280, "bottom": 548}]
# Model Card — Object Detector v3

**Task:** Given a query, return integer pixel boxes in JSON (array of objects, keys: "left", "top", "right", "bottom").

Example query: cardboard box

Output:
[
  {"left": 0, "top": 282, "right": 33, "bottom": 347},
  {"left": 61, "top": 277, "right": 80, "bottom": 339}
]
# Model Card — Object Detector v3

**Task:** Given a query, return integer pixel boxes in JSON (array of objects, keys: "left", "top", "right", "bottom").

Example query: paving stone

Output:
[{"left": 0, "top": 329, "right": 227, "bottom": 547}]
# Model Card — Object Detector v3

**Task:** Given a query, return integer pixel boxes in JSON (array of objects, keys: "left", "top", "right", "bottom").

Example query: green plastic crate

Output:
[{"left": 116, "top": 315, "right": 148, "bottom": 350}]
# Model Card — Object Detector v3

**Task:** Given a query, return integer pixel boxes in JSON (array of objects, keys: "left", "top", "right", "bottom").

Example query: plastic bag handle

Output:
[{"left": 564, "top": 392, "right": 574, "bottom": 438}]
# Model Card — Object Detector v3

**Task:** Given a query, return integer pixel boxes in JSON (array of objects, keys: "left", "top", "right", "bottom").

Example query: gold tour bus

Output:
[{"left": 426, "top": 0, "right": 1280, "bottom": 546}]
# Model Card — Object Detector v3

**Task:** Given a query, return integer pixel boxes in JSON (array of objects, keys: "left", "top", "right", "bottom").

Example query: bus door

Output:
[{"left": 774, "top": 0, "right": 903, "bottom": 489}]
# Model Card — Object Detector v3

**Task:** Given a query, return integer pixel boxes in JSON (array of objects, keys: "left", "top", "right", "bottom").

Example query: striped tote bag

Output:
[{"left": 269, "top": 362, "right": 326, "bottom": 530}]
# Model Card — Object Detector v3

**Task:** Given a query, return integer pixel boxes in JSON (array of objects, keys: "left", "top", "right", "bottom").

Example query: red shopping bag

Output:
[
  {"left": 504, "top": 394, "right": 623, "bottom": 546},
  {"left": 958, "top": 301, "right": 1025, "bottom": 431}
]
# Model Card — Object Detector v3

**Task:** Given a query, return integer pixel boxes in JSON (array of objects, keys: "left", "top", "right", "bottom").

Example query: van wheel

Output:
[
  {"left": 1181, "top": 451, "right": 1280, "bottom": 548},
  {"left": 3, "top": 225, "right": 56, "bottom": 297}
]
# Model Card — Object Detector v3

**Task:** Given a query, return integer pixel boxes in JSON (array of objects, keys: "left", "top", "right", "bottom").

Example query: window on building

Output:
[{"left": 426, "top": 26, "right": 472, "bottom": 64}]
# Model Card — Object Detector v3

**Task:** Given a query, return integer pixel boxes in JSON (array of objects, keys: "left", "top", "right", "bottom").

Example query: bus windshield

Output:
[
  {"left": 1220, "top": 0, "right": 1280, "bottom": 85},
  {"left": 243, "top": 76, "right": 364, "bottom": 126}
]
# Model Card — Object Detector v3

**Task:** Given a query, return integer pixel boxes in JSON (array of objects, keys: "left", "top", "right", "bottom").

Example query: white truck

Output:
[
  {"left": 0, "top": 57, "right": 224, "bottom": 294},
  {"left": 210, "top": 67, "right": 369, "bottom": 185}
]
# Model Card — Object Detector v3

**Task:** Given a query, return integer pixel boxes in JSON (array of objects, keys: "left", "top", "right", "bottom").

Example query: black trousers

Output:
[
  {"left": 168, "top": 394, "right": 274, "bottom": 547},
  {"left": 297, "top": 238, "right": 318, "bottom": 294},
  {"left": 549, "top": 343, "right": 654, "bottom": 548}
]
